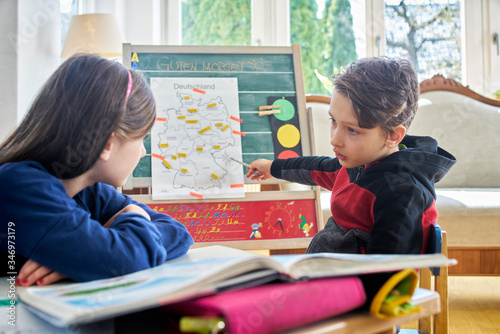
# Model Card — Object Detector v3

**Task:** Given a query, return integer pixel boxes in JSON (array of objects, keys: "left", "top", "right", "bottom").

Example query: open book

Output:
[{"left": 17, "top": 245, "right": 456, "bottom": 327}]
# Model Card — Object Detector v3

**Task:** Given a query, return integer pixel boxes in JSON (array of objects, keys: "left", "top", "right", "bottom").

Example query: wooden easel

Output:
[{"left": 122, "top": 44, "right": 325, "bottom": 251}]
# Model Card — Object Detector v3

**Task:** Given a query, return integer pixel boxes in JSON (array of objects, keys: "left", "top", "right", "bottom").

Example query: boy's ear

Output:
[
  {"left": 386, "top": 125, "right": 406, "bottom": 148},
  {"left": 100, "top": 133, "right": 116, "bottom": 161}
]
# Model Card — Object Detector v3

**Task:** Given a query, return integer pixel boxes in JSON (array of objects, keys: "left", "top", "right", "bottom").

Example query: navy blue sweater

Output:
[{"left": 0, "top": 161, "right": 193, "bottom": 282}]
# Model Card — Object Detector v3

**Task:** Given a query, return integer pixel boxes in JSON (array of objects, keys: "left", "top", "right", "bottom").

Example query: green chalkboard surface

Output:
[{"left": 123, "top": 45, "right": 309, "bottom": 187}]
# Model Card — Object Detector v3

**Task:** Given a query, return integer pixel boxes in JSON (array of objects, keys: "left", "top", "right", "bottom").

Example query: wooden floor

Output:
[
  {"left": 402, "top": 276, "right": 500, "bottom": 333},
  {"left": 448, "top": 276, "right": 500, "bottom": 333}
]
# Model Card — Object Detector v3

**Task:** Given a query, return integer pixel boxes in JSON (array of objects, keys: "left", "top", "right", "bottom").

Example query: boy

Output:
[{"left": 247, "top": 57, "right": 455, "bottom": 290}]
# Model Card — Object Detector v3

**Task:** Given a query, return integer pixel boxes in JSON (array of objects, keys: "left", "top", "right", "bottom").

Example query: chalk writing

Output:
[
  {"left": 148, "top": 199, "right": 318, "bottom": 243},
  {"left": 156, "top": 56, "right": 268, "bottom": 73}
]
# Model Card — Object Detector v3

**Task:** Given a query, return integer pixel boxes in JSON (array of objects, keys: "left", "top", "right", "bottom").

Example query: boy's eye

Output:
[
  {"left": 330, "top": 117, "right": 337, "bottom": 126},
  {"left": 348, "top": 128, "right": 358, "bottom": 135}
]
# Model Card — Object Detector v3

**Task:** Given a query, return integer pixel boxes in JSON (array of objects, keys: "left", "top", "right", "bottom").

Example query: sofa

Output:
[{"left": 305, "top": 75, "right": 500, "bottom": 275}]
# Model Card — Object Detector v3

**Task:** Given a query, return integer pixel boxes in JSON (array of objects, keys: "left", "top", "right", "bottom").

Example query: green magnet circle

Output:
[{"left": 273, "top": 99, "right": 295, "bottom": 122}]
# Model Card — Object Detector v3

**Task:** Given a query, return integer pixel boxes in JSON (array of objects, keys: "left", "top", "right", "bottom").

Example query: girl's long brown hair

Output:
[{"left": 0, "top": 54, "right": 156, "bottom": 179}]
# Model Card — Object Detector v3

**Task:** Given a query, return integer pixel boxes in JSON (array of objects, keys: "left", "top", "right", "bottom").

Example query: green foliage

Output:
[
  {"left": 322, "top": 0, "right": 357, "bottom": 74},
  {"left": 182, "top": 0, "right": 251, "bottom": 46},
  {"left": 290, "top": 0, "right": 324, "bottom": 94},
  {"left": 291, "top": 0, "right": 357, "bottom": 95},
  {"left": 181, "top": 0, "right": 358, "bottom": 95}
]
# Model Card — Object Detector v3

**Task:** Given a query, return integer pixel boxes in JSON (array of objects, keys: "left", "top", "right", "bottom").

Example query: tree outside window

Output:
[
  {"left": 182, "top": 0, "right": 251, "bottom": 46},
  {"left": 291, "top": 0, "right": 462, "bottom": 93},
  {"left": 385, "top": 0, "right": 461, "bottom": 82},
  {"left": 179, "top": 0, "right": 462, "bottom": 93},
  {"left": 290, "top": 0, "right": 358, "bottom": 95}
]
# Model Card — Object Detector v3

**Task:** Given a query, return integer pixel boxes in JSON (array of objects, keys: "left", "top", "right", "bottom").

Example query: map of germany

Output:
[
  {"left": 158, "top": 93, "right": 235, "bottom": 189},
  {"left": 150, "top": 78, "right": 244, "bottom": 200}
]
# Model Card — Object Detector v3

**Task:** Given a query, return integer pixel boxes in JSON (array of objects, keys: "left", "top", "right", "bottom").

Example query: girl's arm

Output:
[
  {"left": 17, "top": 203, "right": 150, "bottom": 287},
  {"left": 103, "top": 204, "right": 150, "bottom": 228},
  {"left": 16, "top": 260, "right": 66, "bottom": 286},
  {"left": 87, "top": 183, "right": 194, "bottom": 261},
  {"left": 18, "top": 196, "right": 193, "bottom": 287},
  {"left": 2, "top": 163, "right": 192, "bottom": 283},
  {"left": 136, "top": 203, "right": 194, "bottom": 260}
]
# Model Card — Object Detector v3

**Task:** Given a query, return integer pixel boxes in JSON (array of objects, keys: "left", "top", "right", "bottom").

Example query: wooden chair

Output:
[{"left": 418, "top": 223, "right": 449, "bottom": 334}]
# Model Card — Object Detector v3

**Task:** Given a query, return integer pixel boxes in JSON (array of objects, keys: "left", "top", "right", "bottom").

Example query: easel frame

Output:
[
  {"left": 123, "top": 44, "right": 311, "bottom": 187},
  {"left": 122, "top": 44, "right": 325, "bottom": 251}
]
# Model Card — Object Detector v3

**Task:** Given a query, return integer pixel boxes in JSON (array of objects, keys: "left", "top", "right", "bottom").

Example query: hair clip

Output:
[{"left": 125, "top": 70, "right": 133, "bottom": 99}]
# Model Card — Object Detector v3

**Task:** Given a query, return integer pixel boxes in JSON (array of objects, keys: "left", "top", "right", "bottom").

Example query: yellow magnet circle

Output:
[{"left": 277, "top": 124, "right": 300, "bottom": 148}]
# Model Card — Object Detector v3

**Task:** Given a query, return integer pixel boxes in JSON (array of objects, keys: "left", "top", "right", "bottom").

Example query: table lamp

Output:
[{"left": 61, "top": 13, "right": 123, "bottom": 58}]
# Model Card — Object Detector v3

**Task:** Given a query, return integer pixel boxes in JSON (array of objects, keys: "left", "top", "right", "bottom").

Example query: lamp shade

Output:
[{"left": 61, "top": 14, "right": 123, "bottom": 58}]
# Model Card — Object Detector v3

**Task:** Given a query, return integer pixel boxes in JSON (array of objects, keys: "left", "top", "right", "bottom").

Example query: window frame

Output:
[
  {"left": 368, "top": 0, "right": 497, "bottom": 96},
  {"left": 92, "top": 0, "right": 497, "bottom": 96}
]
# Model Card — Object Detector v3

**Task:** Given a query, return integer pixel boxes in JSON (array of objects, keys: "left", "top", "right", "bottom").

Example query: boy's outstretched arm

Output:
[{"left": 245, "top": 159, "right": 274, "bottom": 181}]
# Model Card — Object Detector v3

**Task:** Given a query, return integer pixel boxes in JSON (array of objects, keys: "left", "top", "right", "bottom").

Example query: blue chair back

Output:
[{"left": 426, "top": 222, "right": 442, "bottom": 276}]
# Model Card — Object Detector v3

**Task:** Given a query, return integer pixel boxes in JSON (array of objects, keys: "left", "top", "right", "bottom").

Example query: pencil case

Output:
[
  {"left": 370, "top": 269, "right": 421, "bottom": 319},
  {"left": 163, "top": 276, "right": 366, "bottom": 334}
]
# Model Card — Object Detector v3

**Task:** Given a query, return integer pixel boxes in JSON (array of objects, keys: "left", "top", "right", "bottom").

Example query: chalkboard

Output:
[
  {"left": 122, "top": 45, "right": 325, "bottom": 250},
  {"left": 122, "top": 44, "right": 310, "bottom": 187}
]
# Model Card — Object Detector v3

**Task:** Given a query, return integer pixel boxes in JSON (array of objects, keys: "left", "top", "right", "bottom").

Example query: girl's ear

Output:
[
  {"left": 386, "top": 125, "right": 406, "bottom": 148},
  {"left": 100, "top": 133, "right": 116, "bottom": 161}
]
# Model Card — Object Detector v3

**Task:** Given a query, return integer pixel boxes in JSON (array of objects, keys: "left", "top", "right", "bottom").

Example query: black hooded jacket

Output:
[
  {"left": 271, "top": 135, "right": 456, "bottom": 302},
  {"left": 272, "top": 135, "right": 456, "bottom": 256}
]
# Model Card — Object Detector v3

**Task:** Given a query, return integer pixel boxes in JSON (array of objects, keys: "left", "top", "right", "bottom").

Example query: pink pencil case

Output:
[{"left": 163, "top": 276, "right": 366, "bottom": 334}]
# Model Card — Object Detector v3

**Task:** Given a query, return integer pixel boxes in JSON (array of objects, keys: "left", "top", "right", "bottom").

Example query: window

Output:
[
  {"left": 60, "top": 0, "right": 78, "bottom": 49},
  {"left": 385, "top": 0, "right": 461, "bottom": 82},
  {"left": 159, "top": 0, "right": 498, "bottom": 97},
  {"left": 181, "top": 0, "right": 251, "bottom": 46},
  {"left": 289, "top": 0, "right": 462, "bottom": 94},
  {"left": 290, "top": 0, "right": 362, "bottom": 95}
]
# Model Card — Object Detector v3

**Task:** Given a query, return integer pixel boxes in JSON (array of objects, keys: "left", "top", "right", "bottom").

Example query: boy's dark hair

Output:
[{"left": 332, "top": 57, "right": 419, "bottom": 133}]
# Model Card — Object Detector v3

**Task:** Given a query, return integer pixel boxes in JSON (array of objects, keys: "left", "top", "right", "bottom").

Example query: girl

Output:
[{"left": 0, "top": 54, "right": 193, "bottom": 287}]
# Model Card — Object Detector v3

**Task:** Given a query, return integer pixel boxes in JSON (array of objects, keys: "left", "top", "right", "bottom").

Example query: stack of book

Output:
[{"left": 17, "top": 245, "right": 455, "bottom": 333}]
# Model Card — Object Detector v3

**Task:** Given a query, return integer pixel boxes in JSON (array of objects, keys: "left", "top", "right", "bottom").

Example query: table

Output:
[
  {"left": 288, "top": 288, "right": 439, "bottom": 334},
  {"left": 2, "top": 279, "right": 438, "bottom": 334}
]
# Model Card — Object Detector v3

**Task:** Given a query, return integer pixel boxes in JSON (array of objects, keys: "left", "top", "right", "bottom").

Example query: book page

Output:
[
  {"left": 17, "top": 247, "right": 278, "bottom": 327},
  {"left": 271, "top": 252, "right": 456, "bottom": 280}
]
